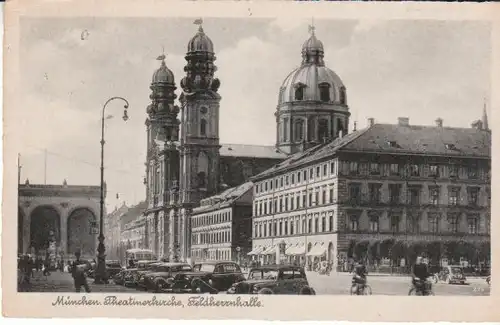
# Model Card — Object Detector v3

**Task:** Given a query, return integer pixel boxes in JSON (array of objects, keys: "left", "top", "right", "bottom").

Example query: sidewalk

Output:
[{"left": 20, "top": 270, "right": 138, "bottom": 293}]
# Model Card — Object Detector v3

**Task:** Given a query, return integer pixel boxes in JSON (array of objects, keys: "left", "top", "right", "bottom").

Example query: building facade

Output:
[
  {"left": 190, "top": 182, "right": 254, "bottom": 262},
  {"left": 18, "top": 179, "right": 102, "bottom": 260},
  {"left": 121, "top": 217, "right": 146, "bottom": 252},
  {"left": 251, "top": 116, "right": 491, "bottom": 270},
  {"left": 104, "top": 202, "right": 129, "bottom": 260}
]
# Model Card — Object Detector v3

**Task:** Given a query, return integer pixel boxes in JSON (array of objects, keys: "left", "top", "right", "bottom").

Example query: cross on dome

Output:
[
  {"left": 308, "top": 18, "right": 316, "bottom": 35},
  {"left": 194, "top": 18, "right": 204, "bottom": 32}
]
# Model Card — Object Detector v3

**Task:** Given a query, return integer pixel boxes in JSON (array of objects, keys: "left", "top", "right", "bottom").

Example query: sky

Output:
[{"left": 15, "top": 17, "right": 491, "bottom": 211}]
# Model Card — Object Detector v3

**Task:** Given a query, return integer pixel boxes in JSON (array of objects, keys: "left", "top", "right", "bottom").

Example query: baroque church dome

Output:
[
  {"left": 152, "top": 59, "right": 175, "bottom": 84},
  {"left": 278, "top": 30, "right": 346, "bottom": 106},
  {"left": 187, "top": 25, "right": 214, "bottom": 53}
]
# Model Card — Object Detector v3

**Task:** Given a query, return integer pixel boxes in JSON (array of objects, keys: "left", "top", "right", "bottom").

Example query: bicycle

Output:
[
  {"left": 350, "top": 282, "right": 372, "bottom": 295},
  {"left": 408, "top": 280, "right": 434, "bottom": 296}
]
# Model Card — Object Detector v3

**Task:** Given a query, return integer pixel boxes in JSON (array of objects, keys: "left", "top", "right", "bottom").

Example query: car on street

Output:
[
  {"left": 105, "top": 260, "right": 123, "bottom": 278},
  {"left": 436, "top": 265, "right": 467, "bottom": 284},
  {"left": 226, "top": 265, "right": 316, "bottom": 295},
  {"left": 139, "top": 262, "right": 193, "bottom": 292},
  {"left": 165, "top": 261, "right": 246, "bottom": 294},
  {"left": 123, "top": 260, "right": 158, "bottom": 287}
]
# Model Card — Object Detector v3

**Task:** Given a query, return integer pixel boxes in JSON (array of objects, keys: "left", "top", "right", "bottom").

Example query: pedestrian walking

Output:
[{"left": 71, "top": 251, "right": 91, "bottom": 293}]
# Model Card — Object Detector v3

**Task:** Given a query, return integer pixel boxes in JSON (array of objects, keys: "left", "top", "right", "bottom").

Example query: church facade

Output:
[{"left": 142, "top": 22, "right": 286, "bottom": 262}]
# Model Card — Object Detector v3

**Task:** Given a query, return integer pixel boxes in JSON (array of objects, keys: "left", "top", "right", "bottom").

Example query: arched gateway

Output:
[{"left": 18, "top": 182, "right": 101, "bottom": 260}]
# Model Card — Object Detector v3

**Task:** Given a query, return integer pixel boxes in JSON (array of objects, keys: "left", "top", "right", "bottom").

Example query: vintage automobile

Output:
[
  {"left": 164, "top": 261, "right": 245, "bottom": 294},
  {"left": 113, "top": 270, "right": 126, "bottom": 285},
  {"left": 131, "top": 262, "right": 165, "bottom": 289},
  {"left": 227, "top": 265, "right": 316, "bottom": 295},
  {"left": 436, "top": 265, "right": 467, "bottom": 284},
  {"left": 139, "top": 263, "right": 193, "bottom": 292},
  {"left": 123, "top": 260, "right": 158, "bottom": 287},
  {"left": 105, "top": 260, "right": 124, "bottom": 278}
]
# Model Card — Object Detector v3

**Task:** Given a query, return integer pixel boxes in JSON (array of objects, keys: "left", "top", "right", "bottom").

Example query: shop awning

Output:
[
  {"left": 287, "top": 244, "right": 306, "bottom": 256},
  {"left": 261, "top": 246, "right": 276, "bottom": 255},
  {"left": 306, "top": 244, "right": 326, "bottom": 256},
  {"left": 247, "top": 246, "right": 264, "bottom": 256}
]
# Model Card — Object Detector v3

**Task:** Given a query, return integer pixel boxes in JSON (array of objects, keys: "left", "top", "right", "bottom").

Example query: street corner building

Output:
[
  {"left": 247, "top": 26, "right": 491, "bottom": 272},
  {"left": 18, "top": 179, "right": 102, "bottom": 261}
]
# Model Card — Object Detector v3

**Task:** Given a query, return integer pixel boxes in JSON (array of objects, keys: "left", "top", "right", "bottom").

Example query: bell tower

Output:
[
  {"left": 145, "top": 53, "right": 180, "bottom": 259},
  {"left": 176, "top": 19, "right": 222, "bottom": 261}
]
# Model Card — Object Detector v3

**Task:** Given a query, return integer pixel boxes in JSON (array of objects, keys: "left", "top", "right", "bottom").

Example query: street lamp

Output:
[{"left": 94, "top": 96, "right": 130, "bottom": 285}]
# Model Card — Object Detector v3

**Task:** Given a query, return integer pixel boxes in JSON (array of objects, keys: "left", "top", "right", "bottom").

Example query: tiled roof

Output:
[
  {"left": 220, "top": 143, "right": 287, "bottom": 159},
  {"left": 193, "top": 181, "right": 254, "bottom": 214},
  {"left": 253, "top": 123, "right": 491, "bottom": 180}
]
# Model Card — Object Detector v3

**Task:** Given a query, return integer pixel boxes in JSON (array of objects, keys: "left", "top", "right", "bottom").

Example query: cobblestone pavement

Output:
[{"left": 20, "top": 270, "right": 137, "bottom": 293}]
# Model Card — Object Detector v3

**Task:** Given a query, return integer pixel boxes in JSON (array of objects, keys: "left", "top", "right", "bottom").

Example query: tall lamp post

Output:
[{"left": 94, "top": 96, "right": 130, "bottom": 285}]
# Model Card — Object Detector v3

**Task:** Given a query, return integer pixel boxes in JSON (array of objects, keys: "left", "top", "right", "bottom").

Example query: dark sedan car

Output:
[
  {"left": 227, "top": 265, "right": 316, "bottom": 295},
  {"left": 139, "top": 263, "right": 193, "bottom": 292},
  {"left": 165, "top": 261, "right": 245, "bottom": 294},
  {"left": 123, "top": 260, "right": 158, "bottom": 287}
]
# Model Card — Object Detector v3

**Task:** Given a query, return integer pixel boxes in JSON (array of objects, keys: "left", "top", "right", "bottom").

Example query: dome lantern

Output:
[
  {"left": 301, "top": 24, "right": 325, "bottom": 66},
  {"left": 187, "top": 18, "right": 215, "bottom": 54},
  {"left": 151, "top": 53, "right": 175, "bottom": 85}
]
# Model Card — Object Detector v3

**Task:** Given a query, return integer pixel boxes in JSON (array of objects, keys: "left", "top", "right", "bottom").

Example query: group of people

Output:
[{"left": 351, "top": 255, "right": 433, "bottom": 294}]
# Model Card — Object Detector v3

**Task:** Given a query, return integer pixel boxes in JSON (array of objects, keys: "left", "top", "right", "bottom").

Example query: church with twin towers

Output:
[{"left": 142, "top": 19, "right": 351, "bottom": 261}]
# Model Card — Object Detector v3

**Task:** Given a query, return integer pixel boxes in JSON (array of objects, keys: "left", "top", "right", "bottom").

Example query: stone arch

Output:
[
  {"left": 29, "top": 205, "right": 61, "bottom": 255},
  {"left": 67, "top": 207, "right": 97, "bottom": 258}
]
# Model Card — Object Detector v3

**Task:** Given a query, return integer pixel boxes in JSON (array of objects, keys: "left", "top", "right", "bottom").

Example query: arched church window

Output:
[
  {"left": 337, "top": 118, "right": 344, "bottom": 136},
  {"left": 308, "top": 118, "right": 316, "bottom": 142},
  {"left": 318, "top": 119, "right": 329, "bottom": 142},
  {"left": 294, "top": 84, "right": 305, "bottom": 101},
  {"left": 319, "top": 83, "right": 331, "bottom": 102},
  {"left": 200, "top": 119, "right": 207, "bottom": 136},
  {"left": 340, "top": 87, "right": 347, "bottom": 105},
  {"left": 294, "top": 119, "right": 304, "bottom": 142},
  {"left": 197, "top": 172, "right": 206, "bottom": 188}
]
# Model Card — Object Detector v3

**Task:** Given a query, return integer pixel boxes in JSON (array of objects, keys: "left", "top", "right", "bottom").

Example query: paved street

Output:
[
  {"left": 306, "top": 272, "right": 491, "bottom": 296},
  {"left": 22, "top": 269, "right": 490, "bottom": 295},
  {"left": 21, "top": 270, "right": 137, "bottom": 293}
]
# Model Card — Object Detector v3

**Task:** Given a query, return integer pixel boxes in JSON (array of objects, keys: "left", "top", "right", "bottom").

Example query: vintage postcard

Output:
[{"left": 2, "top": 0, "right": 500, "bottom": 321}]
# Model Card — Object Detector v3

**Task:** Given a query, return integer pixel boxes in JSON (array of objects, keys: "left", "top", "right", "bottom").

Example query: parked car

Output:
[
  {"left": 165, "top": 261, "right": 245, "bottom": 294},
  {"left": 437, "top": 265, "right": 467, "bottom": 284},
  {"left": 123, "top": 260, "right": 158, "bottom": 287},
  {"left": 113, "top": 270, "right": 126, "bottom": 285},
  {"left": 106, "top": 260, "right": 123, "bottom": 278},
  {"left": 227, "top": 265, "right": 316, "bottom": 295},
  {"left": 139, "top": 263, "right": 193, "bottom": 292}
]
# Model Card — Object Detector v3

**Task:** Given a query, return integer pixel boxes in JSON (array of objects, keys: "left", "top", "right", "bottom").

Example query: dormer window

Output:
[
  {"left": 318, "top": 83, "right": 331, "bottom": 102},
  {"left": 387, "top": 141, "right": 398, "bottom": 148},
  {"left": 340, "top": 87, "right": 347, "bottom": 105},
  {"left": 294, "top": 83, "right": 306, "bottom": 101}
]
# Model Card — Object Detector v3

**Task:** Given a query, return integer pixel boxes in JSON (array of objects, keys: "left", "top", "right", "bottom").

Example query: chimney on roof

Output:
[
  {"left": 398, "top": 117, "right": 409, "bottom": 126},
  {"left": 368, "top": 118, "right": 375, "bottom": 127},
  {"left": 435, "top": 118, "right": 443, "bottom": 127}
]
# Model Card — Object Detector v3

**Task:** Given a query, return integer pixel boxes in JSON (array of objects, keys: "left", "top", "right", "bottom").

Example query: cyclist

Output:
[
  {"left": 352, "top": 259, "right": 368, "bottom": 295},
  {"left": 411, "top": 256, "right": 432, "bottom": 294}
]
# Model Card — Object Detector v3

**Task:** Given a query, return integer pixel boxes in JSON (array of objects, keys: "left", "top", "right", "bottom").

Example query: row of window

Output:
[
  {"left": 278, "top": 117, "right": 346, "bottom": 144},
  {"left": 282, "top": 83, "right": 346, "bottom": 104},
  {"left": 192, "top": 210, "right": 232, "bottom": 228},
  {"left": 191, "top": 249, "right": 232, "bottom": 261},
  {"left": 191, "top": 229, "right": 232, "bottom": 245},
  {"left": 348, "top": 213, "right": 489, "bottom": 235},
  {"left": 255, "top": 161, "right": 489, "bottom": 197},
  {"left": 348, "top": 183, "right": 488, "bottom": 206},
  {"left": 254, "top": 184, "right": 335, "bottom": 217},
  {"left": 253, "top": 212, "right": 335, "bottom": 239},
  {"left": 343, "top": 161, "right": 488, "bottom": 180},
  {"left": 255, "top": 161, "right": 336, "bottom": 195}
]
